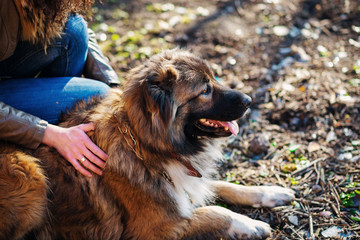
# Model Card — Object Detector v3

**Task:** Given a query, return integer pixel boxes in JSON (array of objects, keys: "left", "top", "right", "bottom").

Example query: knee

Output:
[
  {"left": 63, "top": 14, "right": 89, "bottom": 56},
  {"left": 71, "top": 77, "right": 110, "bottom": 98},
  {"left": 90, "top": 80, "right": 110, "bottom": 97}
]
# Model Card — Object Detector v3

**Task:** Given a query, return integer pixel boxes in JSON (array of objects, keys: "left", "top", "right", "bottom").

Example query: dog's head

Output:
[{"left": 122, "top": 49, "right": 251, "bottom": 154}]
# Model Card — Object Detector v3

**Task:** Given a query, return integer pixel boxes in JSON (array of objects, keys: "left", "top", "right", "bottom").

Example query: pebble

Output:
[
  {"left": 342, "top": 67, "right": 349, "bottom": 73},
  {"left": 324, "top": 61, "right": 334, "bottom": 68},
  {"left": 308, "top": 142, "right": 321, "bottom": 152},
  {"left": 250, "top": 110, "right": 262, "bottom": 122},
  {"left": 326, "top": 131, "right": 336, "bottom": 142},
  {"left": 317, "top": 45, "right": 329, "bottom": 56},
  {"left": 293, "top": 46, "right": 311, "bottom": 62},
  {"left": 351, "top": 155, "right": 360, "bottom": 162},
  {"left": 196, "top": 6, "right": 210, "bottom": 16},
  {"left": 352, "top": 25, "right": 360, "bottom": 33},
  {"left": 96, "top": 32, "right": 107, "bottom": 42},
  {"left": 279, "top": 47, "right": 292, "bottom": 54},
  {"left": 248, "top": 135, "right": 269, "bottom": 155},
  {"left": 319, "top": 211, "right": 332, "bottom": 218},
  {"left": 338, "top": 152, "right": 353, "bottom": 161},
  {"left": 289, "top": 26, "right": 301, "bottom": 38},
  {"left": 282, "top": 82, "right": 296, "bottom": 92},
  {"left": 312, "top": 184, "right": 322, "bottom": 193},
  {"left": 227, "top": 56, "right": 237, "bottom": 65},
  {"left": 287, "top": 215, "right": 299, "bottom": 226},
  {"left": 321, "top": 226, "right": 342, "bottom": 238},
  {"left": 349, "top": 38, "right": 360, "bottom": 48},
  {"left": 273, "top": 25, "right": 289, "bottom": 36}
]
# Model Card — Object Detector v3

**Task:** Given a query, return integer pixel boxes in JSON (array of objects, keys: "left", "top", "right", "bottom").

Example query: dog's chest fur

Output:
[{"left": 163, "top": 143, "right": 222, "bottom": 218}]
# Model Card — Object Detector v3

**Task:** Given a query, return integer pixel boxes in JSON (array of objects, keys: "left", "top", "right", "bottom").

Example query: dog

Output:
[{"left": 0, "top": 49, "right": 294, "bottom": 240}]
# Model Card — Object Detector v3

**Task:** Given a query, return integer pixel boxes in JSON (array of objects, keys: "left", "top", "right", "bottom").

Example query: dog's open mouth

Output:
[{"left": 194, "top": 118, "right": 239, "bottom": 137}]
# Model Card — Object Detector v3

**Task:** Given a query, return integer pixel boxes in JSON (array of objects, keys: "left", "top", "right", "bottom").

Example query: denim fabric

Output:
[
  {"left": 0, "top": 14, "right": 110, "bottom": 124},
  {"left": 0, "top": 77, "right": 109, "bottom": 124},
  {"left": 0, "top": 14, "right": 89, "bottom": 78}
]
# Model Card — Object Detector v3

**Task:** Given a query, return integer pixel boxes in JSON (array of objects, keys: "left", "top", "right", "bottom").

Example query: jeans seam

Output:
[{"left": 65, "top": 48, "right": 69, "bottom": 76}]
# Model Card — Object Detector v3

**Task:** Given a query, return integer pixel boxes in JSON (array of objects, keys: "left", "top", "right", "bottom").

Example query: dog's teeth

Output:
[
  {"left": 205, "top": 121, "right": 210, "bottom": 125},
  {"left": 224, "top": 127, "right": 229, "bottom": 131},
  {"left": 214, "top": 124, "right": 219, "bottom": 128},
  {"left": 200, "top": 119, "right": 206, "bottom": 123},
  {"left": 210, "top": 123, "right": 214, "bottom": 127}
]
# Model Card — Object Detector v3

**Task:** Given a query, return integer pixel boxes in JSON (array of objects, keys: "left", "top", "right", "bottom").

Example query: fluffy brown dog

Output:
[{"left": 0, "top": 50, "right": 294, "bottom": 240}]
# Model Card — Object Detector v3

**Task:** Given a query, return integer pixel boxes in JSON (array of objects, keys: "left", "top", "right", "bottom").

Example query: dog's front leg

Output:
[
  {"left": 211, "top": 181, "right": 295, "bottom": 208},
  {"left": 179, "top": 205, "right": 271, "bottom": 240}
]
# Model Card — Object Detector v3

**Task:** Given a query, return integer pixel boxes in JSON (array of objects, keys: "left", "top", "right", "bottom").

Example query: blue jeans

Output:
[{"left": 0, "top": 15, "right": 109, "bottom": 123}]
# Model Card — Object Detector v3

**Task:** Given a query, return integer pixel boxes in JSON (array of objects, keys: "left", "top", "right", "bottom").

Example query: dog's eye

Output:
[{"left": 201, "top": 85, "right": 211, "bottom": 95}]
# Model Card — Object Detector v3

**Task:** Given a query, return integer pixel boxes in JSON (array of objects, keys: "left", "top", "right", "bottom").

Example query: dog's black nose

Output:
[{"left": 240, "top": 93, "right": 252, "bottom": 107}]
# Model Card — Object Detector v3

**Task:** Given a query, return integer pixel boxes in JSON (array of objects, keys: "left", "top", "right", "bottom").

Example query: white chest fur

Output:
[
  {"left": 162, "top": 143, "right": 222, "bottom": 218},
  {"left": 163, "top": 161, "right": 215, "bottom": 218}
]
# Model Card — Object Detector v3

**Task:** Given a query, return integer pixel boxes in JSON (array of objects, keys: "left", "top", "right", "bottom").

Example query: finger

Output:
[
  {"left": 69, "top": 157, "right": 92, "bottom": 177},
  {"left": 84, "top": 138, "right": 108, "bottom": 161},
  {"left": 81, "top": 146, "right": 106, "bottom": 169},
  {"left": 78, "top": 157, "right": 103, "bottom": 176},
  {"left": 77, "top": 122, "right": 95, "bottom": 133}
]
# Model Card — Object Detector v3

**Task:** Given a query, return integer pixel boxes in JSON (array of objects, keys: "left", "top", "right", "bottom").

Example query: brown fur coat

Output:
[{"left": 14, "top": 0, "right": 93, "bottom": 45}]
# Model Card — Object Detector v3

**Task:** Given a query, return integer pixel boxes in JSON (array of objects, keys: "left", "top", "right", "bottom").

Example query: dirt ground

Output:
[{"left": 91, "top": 0, "right": 360, "bottom": 239}]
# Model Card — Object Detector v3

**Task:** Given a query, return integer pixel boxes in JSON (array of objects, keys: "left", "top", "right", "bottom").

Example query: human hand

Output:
[{"left": 42, "top": 123, "right": 108, "bottom": 177}]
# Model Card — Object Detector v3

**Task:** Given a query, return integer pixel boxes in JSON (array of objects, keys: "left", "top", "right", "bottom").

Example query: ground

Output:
[{"left": 90, "top": 0, "right": 360, "bottom": 239}]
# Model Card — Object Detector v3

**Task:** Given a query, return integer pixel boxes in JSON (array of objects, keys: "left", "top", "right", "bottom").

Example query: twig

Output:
[
  {"left": 287, "top": 225, "right": 305, "bottom": 240},
  {"left": 314, "top": 162, "right": 320, "bottom": 185},
  {"left": 302, "top": 169, "right": 315, "bottom": 182},
  {"left": 294, "top": 198, "right": 325, "bottom": 206},
  {"left": 320, "top": 167, "right": 325, "bottom": 184},
  {"left": 325, "top": 199, "right": 341, "bottom": 217},
  {"left": 309, "top": 213, "right": 315, "bottom": 240},
  {"left": 328, "top": 181, "right": 341, "bottom": 215},
  {"left": 291, "top": 157, "right": 326, "bottom": 176},
  {"left": 288, "top": 210, "right": 309, "bottom": 217},
  {"left": 274, "top": 171, "right": 286, "bottom": 188}
]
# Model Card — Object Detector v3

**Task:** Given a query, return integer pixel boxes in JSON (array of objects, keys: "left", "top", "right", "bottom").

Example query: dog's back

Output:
[
  {"left": 0, "top": 50, "right": 294, "bottom": 240},
  {"left": 0, "top": 145, "right": 47, "bottom": 239}
]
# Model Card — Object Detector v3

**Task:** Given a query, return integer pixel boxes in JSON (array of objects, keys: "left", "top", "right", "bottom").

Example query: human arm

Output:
[
  {"left": 0, "top": 102, "right": 107, "bottom": 177},
  {"left": 42, "top": 123, "right": 107, "bottom": 177},
  {"left": 83, "top": 28, "right": 121, "bottom": 86},
  {"left": 0, "top": 102, "right": 47, "bottom": 149}
]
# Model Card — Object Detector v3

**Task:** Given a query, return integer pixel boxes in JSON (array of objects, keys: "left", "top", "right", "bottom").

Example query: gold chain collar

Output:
[
  {"left": 113, "top": 111, "right": 144, "bottom": 161},
  {"left": 113, "top": 111, "right": 197, "bottom": 204}
]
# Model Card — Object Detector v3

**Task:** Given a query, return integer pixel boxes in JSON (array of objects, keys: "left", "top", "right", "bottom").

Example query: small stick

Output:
[
  {"left": 309, "top": 213, "right": 315, "bottom": 240},
  {"left": 314, "top": 162, "right": 320, "bottom": 185},
  {"left": 328, "top": 181, "right": 341, "bottom": 214},
  {"left": 320, "top": 167, "right": 325, "bottom": 184},
  {"left": 326, "top": 200, "right": 341, "bottom": 217},
  {"left": 274, "top": 171, "right": 286, "bottom": 188},
  {"left": 291, "top": 157, "right": 326, "bottom": 176},
  {"left": 287, "top": 225, "right": 305, "bottom": 240}
]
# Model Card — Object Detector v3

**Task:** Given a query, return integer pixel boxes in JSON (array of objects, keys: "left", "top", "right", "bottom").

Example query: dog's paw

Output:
[
  {"left": 228, "top": 213, "right": 271, "bottom": 240},
  {"left": 252, "top": 186, "right": 295, "bottom": 208}
]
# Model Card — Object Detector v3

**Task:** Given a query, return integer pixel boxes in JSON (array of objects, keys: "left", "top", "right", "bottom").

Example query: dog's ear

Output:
[{"left": 145, "top": 66, "right": 178, "bottom": 127}]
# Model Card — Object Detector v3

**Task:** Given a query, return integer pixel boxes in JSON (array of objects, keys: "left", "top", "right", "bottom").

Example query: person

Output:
[{"left": 0, "top": 0, "right": 120, "bottom": 177}]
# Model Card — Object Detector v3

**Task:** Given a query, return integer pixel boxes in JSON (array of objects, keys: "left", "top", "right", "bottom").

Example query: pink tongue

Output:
[{"left": 214, "top": 120, "right": 239, "bottom": 136}]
